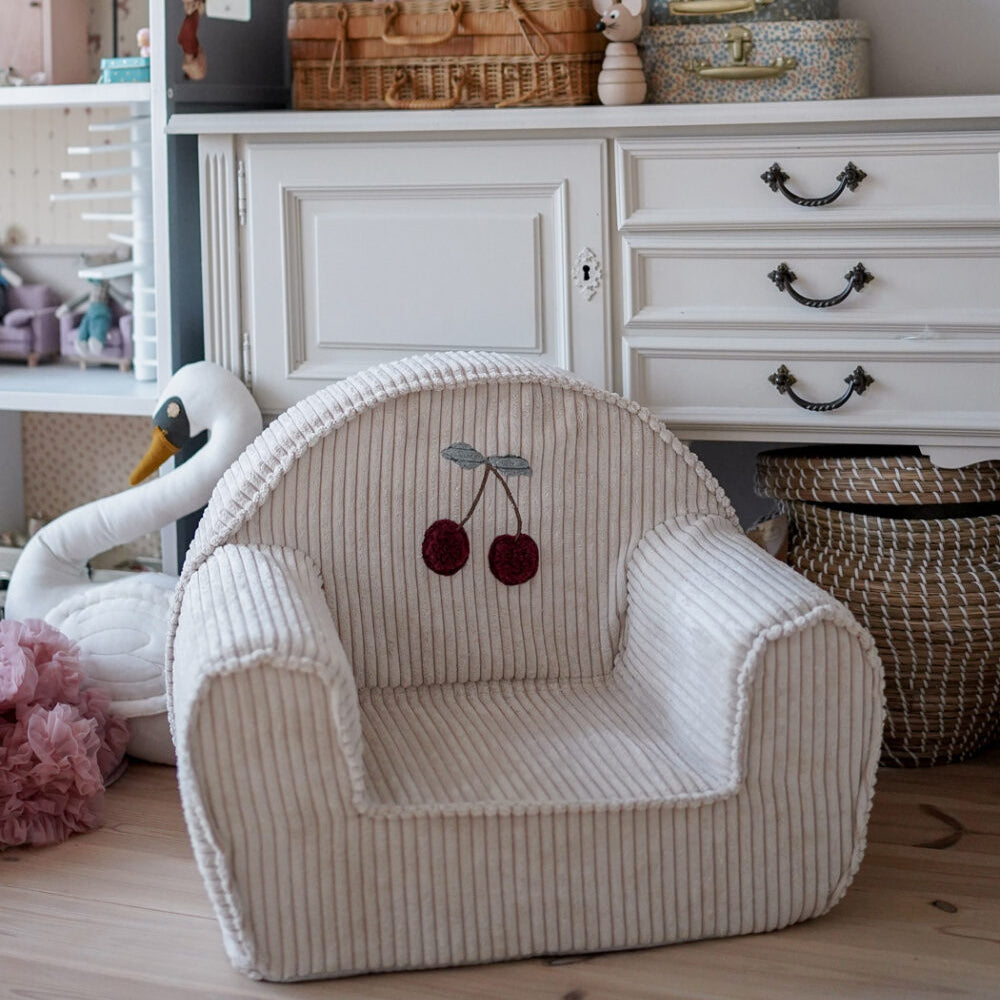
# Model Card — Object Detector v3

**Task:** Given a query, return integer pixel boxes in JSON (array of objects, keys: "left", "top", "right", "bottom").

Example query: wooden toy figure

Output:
[{"left": 594, "top": 0, "right": 647, "bottom": 105}]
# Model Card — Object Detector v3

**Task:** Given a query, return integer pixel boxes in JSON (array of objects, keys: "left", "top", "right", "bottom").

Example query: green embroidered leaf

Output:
[
  {"left": 442, "top": 442, "right": 486, "bottom": 469},
  {"left": 488, "top": 454, "right": 532, "bottom": 477}
]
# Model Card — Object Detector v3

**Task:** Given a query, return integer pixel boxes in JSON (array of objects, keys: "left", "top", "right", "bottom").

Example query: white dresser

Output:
[{"left": 171, "top": 95, "right": 1000, "bottom": 466}]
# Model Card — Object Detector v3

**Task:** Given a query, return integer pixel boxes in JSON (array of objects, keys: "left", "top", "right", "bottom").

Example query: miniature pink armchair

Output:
[
  {"left": 168, "top": 352, "right": 884, "bottom": 982},
  {"left": 60, "top": 298, "right": 134, "bottom": 371},
  {"left": 0, "top": 284, "right": 60, "bottom": 365}
]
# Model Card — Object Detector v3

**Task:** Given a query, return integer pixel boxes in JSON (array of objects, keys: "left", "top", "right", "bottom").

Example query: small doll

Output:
[
  {"left": 137, "top": 27, "right": 152, "bottom": 58},
  {"left": 57, "top": 279, "right": 133, "bottom": 356},
  {"left": 178, "top": 0, "right": 208, "bottom": 80}
]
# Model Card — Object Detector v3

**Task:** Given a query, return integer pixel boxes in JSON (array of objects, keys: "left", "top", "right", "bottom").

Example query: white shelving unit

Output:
[
  {"left": 55, "top": 100, "right": 158, "bottom": 382},
  {"left": 0, "top": 82, "right": 159, "bottom": 414},
  {"left": 0, "top": 79, "right": 169, "bottom": 563},
  {"left": 0, "top": 364, "right": 158, "bottom": 415}
]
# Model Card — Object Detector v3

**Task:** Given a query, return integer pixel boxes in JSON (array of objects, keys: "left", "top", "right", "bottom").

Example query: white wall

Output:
[{"left": 839, "top": 0, "right": 1000, "bottom": 97}]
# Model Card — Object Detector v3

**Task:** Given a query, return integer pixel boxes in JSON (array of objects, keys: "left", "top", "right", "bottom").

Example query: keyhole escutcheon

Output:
[{"left": 572, "top": 247, "right": 601, "bottom": 301}]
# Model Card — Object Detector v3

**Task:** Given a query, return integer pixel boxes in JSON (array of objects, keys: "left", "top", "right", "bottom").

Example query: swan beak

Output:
[{"left": 130, "top": 426, "right": 180, "bottom": 485}]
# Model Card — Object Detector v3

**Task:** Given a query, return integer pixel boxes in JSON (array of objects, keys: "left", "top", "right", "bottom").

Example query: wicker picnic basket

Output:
[
  {"left": 288, "top": 0, "right": 605, "bottom": 109},
  {"left": 757, "top": 447, "right": 1000, "bottom": 767}
]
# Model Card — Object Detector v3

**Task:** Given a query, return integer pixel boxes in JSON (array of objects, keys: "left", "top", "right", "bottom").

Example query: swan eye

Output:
[{"left": 154, "top": 396, "right": 190, "bottom": 448}]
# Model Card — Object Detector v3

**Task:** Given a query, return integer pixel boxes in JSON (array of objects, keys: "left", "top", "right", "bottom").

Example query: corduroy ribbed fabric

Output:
[{"left": 167, "top": 353, "right": 884, "bottom": 982}]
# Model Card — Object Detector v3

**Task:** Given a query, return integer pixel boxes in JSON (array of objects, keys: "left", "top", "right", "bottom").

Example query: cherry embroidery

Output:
[
  {"left": 421, "top": 519, "right": 470, "bottom": 576},
  {"left": 422, "top": 443, "right": 539, "bottom": 586}
]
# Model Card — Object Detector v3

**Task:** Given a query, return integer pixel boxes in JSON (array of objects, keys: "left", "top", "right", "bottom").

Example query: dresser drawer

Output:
[
  {"left": 617, "top": 133, "right": 1000, "bottom": 229},
  {"left": 625, "top": 239, "right": 1000, "bottom": 330},
  {"left": 622, "top": 336, "right": 1000, "bottom": 447}
]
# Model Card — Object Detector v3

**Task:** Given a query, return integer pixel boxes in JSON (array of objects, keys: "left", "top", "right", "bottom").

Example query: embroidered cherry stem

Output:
[
  {"left": 459, "top": 467, "right": 491, "bottom": 527},
  {"left": 489, "top": 464, "right": 523, "bottom": 537}
]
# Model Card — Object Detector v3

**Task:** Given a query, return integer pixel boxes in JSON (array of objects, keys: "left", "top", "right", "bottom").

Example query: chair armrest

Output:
[
  {"left": 623, "top": 514, "right": 883, "bottom": 791},
  {"left": 170, "top": 543, "right": 364, "bottom": 797},
  {"left": 59, "top": 311, "right": 78, "bottom": 338},
  {"left": 118, "top": 313, "right": 133, "bottom": 350},
  {"left": 27, "top": 307, "right": 59, "bottom": 353}
]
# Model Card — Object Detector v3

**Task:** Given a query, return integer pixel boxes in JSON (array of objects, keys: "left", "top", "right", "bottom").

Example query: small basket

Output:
[
  {"left": 757, "top": 447, "right": 1000, "bottom": 767},
  {"left": 288, "top": 0, "right": 603, "bottom": 109}
]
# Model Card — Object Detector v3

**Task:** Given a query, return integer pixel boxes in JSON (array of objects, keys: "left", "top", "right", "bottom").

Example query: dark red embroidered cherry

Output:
[
  {"left": 426, "top": 443, "right": 538, "bottom": 585},
  {"left": 422, "top": 518, "right": 470, "bottom": 576},
  {"left": 488, "top": 532, "right": 539, "bottom": 586}
]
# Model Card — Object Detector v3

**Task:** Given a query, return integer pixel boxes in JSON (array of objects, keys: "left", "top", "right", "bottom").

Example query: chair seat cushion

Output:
[{"left": 359, "top": 673, "right": 729, "bottom": 812}]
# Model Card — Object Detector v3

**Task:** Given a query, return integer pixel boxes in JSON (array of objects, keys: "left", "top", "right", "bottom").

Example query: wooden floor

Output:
[{"left": 3, "top": 750, "right": 1000, "bottom": 1000}]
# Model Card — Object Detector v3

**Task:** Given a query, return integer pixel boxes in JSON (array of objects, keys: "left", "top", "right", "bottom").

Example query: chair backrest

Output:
[
  {"left": 6, "top": 284, "right": 57, "bottom": 312},
  {"left": 183, "top": 353, "right": 735, "bottom": 689}
]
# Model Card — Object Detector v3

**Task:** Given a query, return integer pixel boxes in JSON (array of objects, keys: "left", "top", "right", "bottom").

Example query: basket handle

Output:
[
  {"left": 668, "top": 0, "right": 772, "bottom": 15},
  {"left": 384, "top": 67, "right": 468, "bottom": 109},
  {"left": 326, "top": 5, "right": 350, "bottom": 94},
  {"left": 381, "top": 0, "right": 464, "bottom": 46},
  {"left": 495, "top": 60, "right": 565, "bottom": 108},
  {"left": 504, "top": 0, "right": 552, "bottom": 61},
  {"left": 768, "top": 364, "right": 875, "bottom": 413}
]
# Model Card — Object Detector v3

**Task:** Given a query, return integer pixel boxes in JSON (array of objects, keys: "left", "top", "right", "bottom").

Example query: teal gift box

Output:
[{"left": 98, "top": 56, "right": 151, "bottom": 83}]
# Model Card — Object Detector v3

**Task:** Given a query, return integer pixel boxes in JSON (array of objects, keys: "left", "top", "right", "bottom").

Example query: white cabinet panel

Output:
[
  {"left": 240, "top": 138, "right": 608, "bottom": 413},
  {"left": 299, "top": 207, "right": 542, "bottom": 354}
]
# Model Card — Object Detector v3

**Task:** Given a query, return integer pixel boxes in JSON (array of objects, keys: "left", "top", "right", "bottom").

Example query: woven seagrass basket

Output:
[{"left": 757, "top": 447, "right": 1000, "bottom": 767}]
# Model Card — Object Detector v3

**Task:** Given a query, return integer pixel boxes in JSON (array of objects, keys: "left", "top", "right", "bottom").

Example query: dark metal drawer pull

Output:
[
  {"left": 761, "top": 161, "right": 867, "bottom": 207},
  {"left": 768, "top": 261, "right": 873, "bottom": 308},
  {"left": 768, "top": 364, "right": 874, "bottom": 412}
]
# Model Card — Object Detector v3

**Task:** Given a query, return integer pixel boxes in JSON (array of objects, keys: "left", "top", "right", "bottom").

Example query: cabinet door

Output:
[{"left": 241, "top": 138, "right": 609, "bottom": 413}]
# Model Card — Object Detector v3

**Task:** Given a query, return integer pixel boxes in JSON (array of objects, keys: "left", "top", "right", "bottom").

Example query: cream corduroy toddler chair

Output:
[{"left": 167, "top": 352, "right": 883, "bottom": 982}]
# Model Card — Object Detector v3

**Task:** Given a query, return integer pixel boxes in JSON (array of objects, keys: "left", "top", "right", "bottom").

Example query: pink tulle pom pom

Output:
[{"left": 0, "top": 619, "right": 130, "bottom": 849}]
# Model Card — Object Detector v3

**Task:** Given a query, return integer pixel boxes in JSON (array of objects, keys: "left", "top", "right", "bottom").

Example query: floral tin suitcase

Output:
[
  {"left": 651, "top": 0, "right": 838, "bottom": 25},
  {"left": 639, "top": 18, "right": 868, "bottom": 103}
]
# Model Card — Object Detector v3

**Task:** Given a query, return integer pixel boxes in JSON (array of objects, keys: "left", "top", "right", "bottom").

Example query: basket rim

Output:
[{"left": 757, "top": 446, "right": 1000, "bottom": 506}]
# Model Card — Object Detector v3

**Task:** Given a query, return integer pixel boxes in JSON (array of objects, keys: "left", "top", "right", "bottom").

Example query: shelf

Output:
[
  {"left": 0, "top": 363, "right": 158, "bottom": 416},
  {"left": 0, "top": 82, "right": 150, "bottom": 110},
  {"left": 78, "top": 260, "right": 141, "bottom": 281}
]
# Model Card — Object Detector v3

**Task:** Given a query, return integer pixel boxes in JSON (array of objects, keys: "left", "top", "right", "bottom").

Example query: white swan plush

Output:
[{"left": 5, "top": 362, "right": 263, "bottom": 765}]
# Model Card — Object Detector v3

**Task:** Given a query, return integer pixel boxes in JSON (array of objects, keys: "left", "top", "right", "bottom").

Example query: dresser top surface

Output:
[{"left": 168, "top": 93, "right": 1000, "bottom": 138}]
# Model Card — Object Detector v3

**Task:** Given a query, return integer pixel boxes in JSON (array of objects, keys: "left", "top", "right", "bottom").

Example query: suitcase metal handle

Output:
[
  {"left": 768, "top": 262, "right": 875, "bottom": 309},
  {"left": 669, "top": 0, "right": 773, "bottom": 15},
  {"left": 381, "top": 0, "right": 464, "bottom": 45},
  {"left": 384, "top": 67, "right": 468, "bottom": 108},
  {"left": 685, "top": 25, "right": 797, "bottom": 80},
  {"left": 768, "top": 364, "right": 875, "bottom": 412},
  {"left": 762, "top": 162, "right": 868, "bottom": 207}
]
